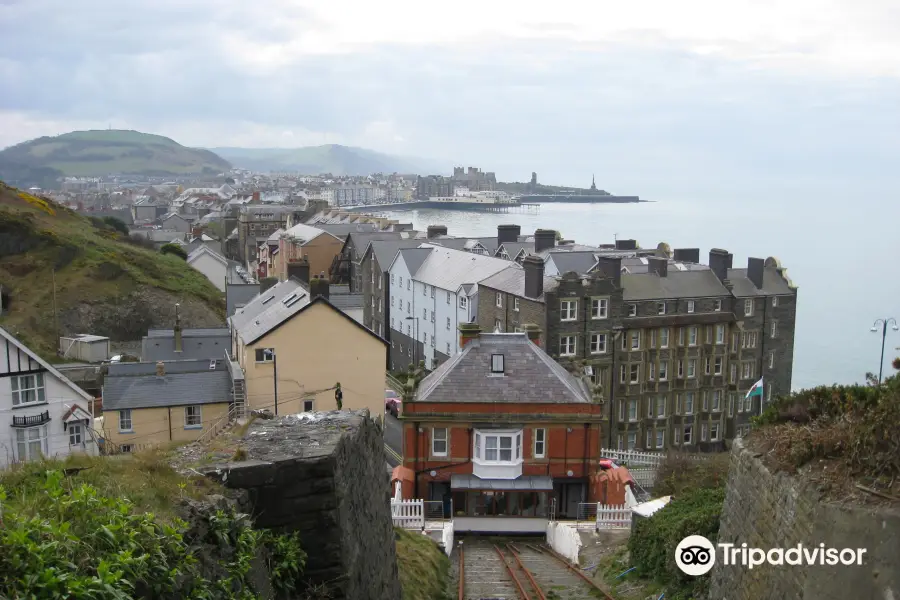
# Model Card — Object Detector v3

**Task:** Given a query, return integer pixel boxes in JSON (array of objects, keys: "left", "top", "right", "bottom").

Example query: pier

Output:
[{"left": 343, "top": 200, "right": 540, "bottom": 214}]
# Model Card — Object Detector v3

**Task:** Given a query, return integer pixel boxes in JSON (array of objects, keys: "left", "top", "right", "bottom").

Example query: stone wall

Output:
[
  {"left": 203, "top": 409, "right": 401, "bottom": 600},
  {"left": 708, "top": 439, "right": 900, "bottom": 600}
]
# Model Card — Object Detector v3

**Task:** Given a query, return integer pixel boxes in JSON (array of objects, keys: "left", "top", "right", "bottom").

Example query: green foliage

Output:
[
  {"left": 0, "top": 469, "right": 306, "bottom": 600},
  {"left": 752, "top": 371, "right": 900, "bottom": 478},
  {"left": 394, "top": 528, "right": 451, "bottom": 600},
  {"left": 102, "top": 216, "right": 129, "bottom": 235},
  {"left": 628, "top": 487, "right": 726, "bottom": 600},
  {"left": 653, "top": 452, "right": 731, "bottom": 497},
  {"left": 160, "top": 243, "right": 188, "bottom": 260}
]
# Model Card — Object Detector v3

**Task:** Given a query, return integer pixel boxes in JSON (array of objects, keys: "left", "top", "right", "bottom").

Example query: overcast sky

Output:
[{"left": 2, "top": 0, "right": 900, "bottom": 186}]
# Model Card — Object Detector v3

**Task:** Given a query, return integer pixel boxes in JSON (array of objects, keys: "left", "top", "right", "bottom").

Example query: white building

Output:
[
  {"left": 187, "top": 245, "right": 229, "bottom": 292},
  {"left": 387, "top": 245, "right": 515, "bottom": 370},
  {"left": 1, "top": 327, "right": 98, "bottom": 469}
]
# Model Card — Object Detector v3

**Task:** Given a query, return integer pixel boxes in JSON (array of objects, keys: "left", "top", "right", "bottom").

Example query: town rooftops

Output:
[
  {"left": 230, "top": 278, "right": 311, "bottom": 344},
  {"left": 416, "top": 332, "right": 592, "bottom": 404},
  {"left": 364, "top": 239, "right": 423, "bottom": 270},
  {"left": 477, "top": 266, "right": 559, "bottom": 302},
  {"left": 400, "top": 244, "right": 515, "bottom": 292},
  {"left": 0, "top": 326, "right": 94, "bottom": 402},
  {"left": 496, "top": 241, "right": 533, "bottom": 260},
  {"left": 187, "top": 244, "right": 227, "bottom": 265},
  {"left": 103, "top": 359, "right": 231, "bottom": 410},
  {"left": 727, "top": 267, "right": 795, "bottom": 296},
  {"left": 281, "top": 222, "right": 340, "bottom": 245}
]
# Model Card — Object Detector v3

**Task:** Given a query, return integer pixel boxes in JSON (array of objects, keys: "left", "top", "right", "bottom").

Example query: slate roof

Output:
[
  {"left": 0, "top": 326, "right": 94, "bottom": 402},
  {"left": 282, "top": 223, "right": 336, "bottom": 245},
  {"left": 141, "top": 328, "right": 230, "bottom": 362},
  {"left": 396, "top": 247, "right": 433, "bottom": 276},
  {"left": 622, "top": 270, "right": 730, "bottom": 300},
  {"left": 416, "top": 333, "right": 592, "bottom": 404},
  {"left": 316, "top": 223, "right": 382, "bottom": 237},
  {"left": 187, "top": 244, "right": 227, "bottom": 265},
  {"left": 496, "top": 242, "right": 533, "bottom": 259},
  {"left": 407, "top": 245, "right": 514, "bottom": 292},
  {"left": 103, "top": 360, "right": 231, "bottom": 410},
  {"left": 345, "top": 231, "right": 404, "bottom": 258},
  {"left": 477, "top": 266, "right": 558, "bottom": 302},
  {"left": 328, "top": 292, "right": 364, "bottom": 310},
  {"left": 546, "top": 251, "right": 601, "bottom": 275},
  {"left": 726, "top": 268, "right": 795, "bottom": 297},
  {"left": 231, "top": 279, "right": 312, "bottom": 344},
  {"left": 366, "top": 239, "right": 423, "bottom": 271}
]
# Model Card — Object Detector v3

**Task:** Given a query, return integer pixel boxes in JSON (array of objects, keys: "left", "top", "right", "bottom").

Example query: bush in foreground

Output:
[
  {"left": 161, "top": 242, "right": 188, "bottom": 260},
  {"left": 394, "top": 528, "right": 451, "bottom": 600}
]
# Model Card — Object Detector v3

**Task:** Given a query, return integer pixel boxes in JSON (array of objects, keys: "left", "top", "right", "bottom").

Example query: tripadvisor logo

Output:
[{"left": 675, "top": 536, "right": 867, "bottom": 576}]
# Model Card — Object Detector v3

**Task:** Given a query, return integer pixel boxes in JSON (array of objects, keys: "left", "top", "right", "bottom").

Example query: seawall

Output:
[{"left": 708, "top": 438, "right": 900, "bottom": 600}]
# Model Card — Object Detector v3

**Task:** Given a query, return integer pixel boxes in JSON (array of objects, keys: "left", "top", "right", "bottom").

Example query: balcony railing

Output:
[{"left": 12, "top": 410, "right": 51, "bottom": 428}]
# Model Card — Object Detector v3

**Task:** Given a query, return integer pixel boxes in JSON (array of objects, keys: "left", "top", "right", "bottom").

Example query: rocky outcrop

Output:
[{"left": 202, "top": 410, "right": 401, "bottom": 600}]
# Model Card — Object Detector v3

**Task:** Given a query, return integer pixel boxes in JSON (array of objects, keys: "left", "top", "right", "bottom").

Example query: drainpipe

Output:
[
  {"left": 582, "top": 422, "right": 589, "bottom": 479},
  {"left": 413, "top": 421, "right": 420, "bottom": 496},
  {"left": 167, "top": 407, "right": 173, "bottom": 441}
]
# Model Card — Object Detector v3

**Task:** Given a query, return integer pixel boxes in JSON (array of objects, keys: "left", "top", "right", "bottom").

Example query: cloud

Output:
[{"left": 1, "top": 0, "right": 900, "bottom": 186}]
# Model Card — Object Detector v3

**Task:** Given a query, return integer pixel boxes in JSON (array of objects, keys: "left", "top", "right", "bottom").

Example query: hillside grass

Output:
[
  {"left": 394, "top": 528, "right": 451, "bottom": 600},
  {"left": 0, "top": 129, "right": 230, "bottom": 177},
  {"left": 0, "top": 449, "right": 220, "bottom": 521},
  {"left": 0, "top": 181, "right": 224, "bottom": 357}
]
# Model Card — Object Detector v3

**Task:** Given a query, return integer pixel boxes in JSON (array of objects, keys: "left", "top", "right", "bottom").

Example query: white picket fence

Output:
[
  {"left": 391, "top": 499, "right": 424, "bottom": 529},
  {"left": 629, "top": 467, "right": 658, "bottom": 488},
  {"left": 596, "top": 504, "right": 633, "bottom": 530},
  {"left": 601, "top": 448, "right": 666, "bottom": 466}
]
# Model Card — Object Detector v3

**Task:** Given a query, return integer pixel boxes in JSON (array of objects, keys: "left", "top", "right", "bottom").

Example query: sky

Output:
[{"left": 2, "top": 0, "right": 900, "bottom": 186}]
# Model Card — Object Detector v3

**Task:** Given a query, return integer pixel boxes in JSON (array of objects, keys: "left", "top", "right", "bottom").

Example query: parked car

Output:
[{"left": 385, "top": 389, "right": 402, "bottom": 417}]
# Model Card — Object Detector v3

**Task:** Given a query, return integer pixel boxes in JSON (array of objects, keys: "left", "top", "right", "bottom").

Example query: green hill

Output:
[
  {"left": 211, "top": 144, "right": 438, "bottom": 175},
  {"left": 0, "top": 130, "right": 232, "bottom": 186},
  {"left": 0, "top": 181, "right": 225, "bottom": 360}
]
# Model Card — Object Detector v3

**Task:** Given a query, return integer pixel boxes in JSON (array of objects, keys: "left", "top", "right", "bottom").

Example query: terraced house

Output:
[{"left": 477, "top": 246, "right": 798, "bottom": 452}]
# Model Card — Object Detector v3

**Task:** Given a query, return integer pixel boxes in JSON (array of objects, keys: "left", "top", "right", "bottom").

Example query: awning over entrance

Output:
[{"left": 450, "top": 474, "right": 553, "bottom": 491}]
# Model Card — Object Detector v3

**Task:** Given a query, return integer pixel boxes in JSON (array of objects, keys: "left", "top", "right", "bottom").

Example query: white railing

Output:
[
  {"left": 423, "top": 500, "right": 449, "bottom": 524},
  {"left": 601, "top": 448, "right": 665, "bottom": 466},
  {"left": 596, "top": 504, "right": 633, "bottom": 530},
  {"left": 629, "top": 467, "right": 658, "bottom": 488},
  {"left": 391, "top": 499, "right": 424, "bottom": 529}
]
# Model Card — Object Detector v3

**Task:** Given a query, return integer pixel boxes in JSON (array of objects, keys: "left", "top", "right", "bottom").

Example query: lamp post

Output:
[
  {"left": 405, "top": 316, "right": 419, "bottom": 369},
  {"left": 870, "top": 318, "right": 898, "bottom": 384}
]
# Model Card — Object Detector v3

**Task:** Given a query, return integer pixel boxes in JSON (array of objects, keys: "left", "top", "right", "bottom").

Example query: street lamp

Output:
[
  {"left": 405, "top": 316, "right": 419, "bottom": 368},
  {"left": 870, "top": 318, "right": 898, "bottom": 384}
]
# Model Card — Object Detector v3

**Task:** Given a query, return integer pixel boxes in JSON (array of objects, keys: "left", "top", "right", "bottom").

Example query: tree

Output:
[
  {"left": 160, "top": 243, "right": 187, "bottom": 260},
  {"left": 102, "top": 216, "right": 128, "bottom": 235}
]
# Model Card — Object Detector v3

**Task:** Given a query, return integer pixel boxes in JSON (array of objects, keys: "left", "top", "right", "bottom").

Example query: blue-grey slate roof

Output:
[
  {"left": 103, "top": 360, "right": 231, "bottom": 410},
  {"left": 141, "top": 328, "right": 231, "bottom": 361},
  {"left": 416, "top": 333, "right": 592, "bottom": 404}
]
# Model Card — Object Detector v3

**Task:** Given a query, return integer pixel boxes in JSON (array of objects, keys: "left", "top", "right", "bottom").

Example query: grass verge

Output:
[{"left": 394, "top": 528, "right": 451, "bottom": 600}]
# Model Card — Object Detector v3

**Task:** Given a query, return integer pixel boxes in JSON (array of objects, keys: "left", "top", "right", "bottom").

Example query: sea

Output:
[{"left": 375, "top": 196, "right": 900, "bottom": 392}]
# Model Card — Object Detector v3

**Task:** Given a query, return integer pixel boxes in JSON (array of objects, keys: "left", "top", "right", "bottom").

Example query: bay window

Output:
[
  {"left": 473, "top": 429, "right": 524, "bottom": 478},
  {"left": 16, "top": 425, "right": 48, "bottom": 461}
]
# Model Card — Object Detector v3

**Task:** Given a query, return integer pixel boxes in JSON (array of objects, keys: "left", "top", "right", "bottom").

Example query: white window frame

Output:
[
  {"left": 491, "top": 353, "right": 505, "bottom": 373},
  {"left": 657, "top": 302, "right": 666, "bottom": 315},
  {"left": 628, "top": 303, "right": 637, "bottom": 317},
  {"left": 769, "top": 351, "right": 775, "bottom": 369},
  {"left": 69, "top": 423, "right": 83, "bottom": 446},
  {"left": 446, "top": 317, "right": 451, "bottom": 330},
  {"left": 477, "top": 431, "right": 522, "bottom": 463},
  {"left": 459, "top": 296, "right": 468, "bottom": 309},
  {"left": 627, "top": 432, "right": 637, "bottom": 450},
  {"left": 701, "top": 423, "right": 709, "bottom": 442},
  {"left": 659, "top": 361, "right": 668, "bottom": 381},
  {"left": 119, "top": 409, "right": 133, "bottom": 432},
  {"left": 771, "top": 320, "right": 778, "bottom": 338},
  {"left": 659, "top": 328, "right": 669, "bottom": 349},
  {"left": 432, "top": 427, "right": 448, "bottom": 457},
  {"left": 716, "top": 324, "right": 726, "bottom": 345},
  {"left": 772, "top": 296, "right": 778, "bottom": 307},
  {"left": 496, "top": 292, "right": 502, "bottom": 308},
  {"left": 687, "top": 300, "right": 695, "bottom": 313},
  {"left": 715, "top": 299, "right": 722, "bottom": 312},
  {"left": 674, "top": 426, "right": 682, "bottom": 445},
  {"left": 656, "top": 396, "right": 666, "bottom": 418},
  {"left": 590, "top": 333, "right": 607, "bottom": 354},
  {"left": 533, "top": 428, "right": 546, "bottom": 458},
  {"left": 683, "top": 425, "right": 693, "bottom": 445},
  {"left": 677, "top": 359, "right": 684, "bottom": 378},
  {"left": 656, "top": 428, "right": 665, "bottom": 449},
  {"left": 744, "top": 298, "right": 754, "bottom": 317},
  {"left": 687, "top": 359, "right": 696, "bottom": 378},
  {"left": 684, "top": 392, "right": 695, "bottom": 414},
  {"left": 559, "top": 335, "right": 577, "bottom": 356},
  {"left": 688, "top": 327, "right": 697, "bottom": 346},
  {"left": 629, "top": 364, "right": 640, "bottom": 383},
  {"left": 514, "top": 297, "right": 520, "bottom": 312},
  {"left": 591, "top": 297, "right": 609, "bottom": 319},
  {"left": 648, "top": 362, "right": 656, "bottom": 381},
  {"left": 11, "top": 373, "right": 46, "bottom": 406},
  {"left": 714, "top": 356, "right": 723, "bottom": 375},
  {"left": 630, "top": 331, "right": 641, "bottom": 350},
  {"left": 16, "top": 425, "right": 49, "bottom": 461},
  {"left": 185, "top": 405, "right": 202, "bottom": 429},
  {"left": 560, "top": 300, "right": 578, "bottom": 321},
  {"left": 628, "top": 399, "right": 638, "bottom": 421},
  {"left": 645, "top": 428, "right": 652, "bottom": 449},
  {"left": 711, "top": 422, "right": 720, "bottom": 441}
]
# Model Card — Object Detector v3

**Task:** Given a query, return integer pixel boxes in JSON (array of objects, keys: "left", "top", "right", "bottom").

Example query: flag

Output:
[{"left": 745, "top": 377, "right": 764, "bottom": 399}]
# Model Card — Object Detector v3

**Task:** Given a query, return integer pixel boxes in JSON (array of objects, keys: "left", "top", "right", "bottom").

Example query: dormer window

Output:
[{"left": 491, "top": 354, "right": 505, "bottom": 374}]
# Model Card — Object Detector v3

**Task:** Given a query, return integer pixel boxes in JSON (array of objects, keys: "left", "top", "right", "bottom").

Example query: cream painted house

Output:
[
  {"left": 275, "top": 223, "right": 343, "bottom": 282},
  {"left": 101, "top": 359, "right": 232, "bottom": 452},
  {"left": 229, "top": 277, "right": 387, "bottom": 418}
]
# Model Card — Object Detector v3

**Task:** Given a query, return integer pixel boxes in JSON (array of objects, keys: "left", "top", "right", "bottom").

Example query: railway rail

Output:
[{"left": 457, "top": 538, "right": 616, "bottom": 600}]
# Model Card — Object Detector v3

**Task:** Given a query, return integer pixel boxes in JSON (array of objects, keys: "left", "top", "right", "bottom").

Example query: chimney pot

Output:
[
  {"left": 594, "top": 256, "right": 622, "bottom": 287},
  {"left": 673, "top": 248, "right": 700, "bottom": 263},
  {"left": 457, "top": 323, "right": 482, "bottom": 348},
  {"left": 747, "top": 257, "right": 765, "bottom": 289},
  {"left": 708, "top": 248, "right": 733, "bottom": 282},
  {"left": 426, "top": 225, "right": 448, "bottom": 239},
  {"left": 523, "top": 255, "right": 545, "bottom": 299},
  {"left": 155, "top": 361, "right": 165, "bottom": 377},
  {"left": 648, "top": 256, "right": 668, "bottom": 277},
  {"left": 497, "top": 224, "right": 521, "bottom": 244},
  {"left": 615, "top": 239, "right": 638, "bottom": 250},
  {"left": 522, "top": 323, "right": 543, "bottom": 347},
  {"left": 533, "top": 229, "right": 556, "bottom": 254}
]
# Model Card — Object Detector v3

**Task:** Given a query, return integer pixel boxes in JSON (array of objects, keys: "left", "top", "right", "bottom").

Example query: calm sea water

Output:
[{"left": 377, "top": 196, "right": 900, "bottom": 391}]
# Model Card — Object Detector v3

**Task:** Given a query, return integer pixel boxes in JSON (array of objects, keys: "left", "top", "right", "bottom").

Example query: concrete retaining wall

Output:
[
  {"left": 546, "top": 521, "right": 582, "bottom": 564},
  {"left": 708, "top": 438, "right": 900, "bottom": 600}
]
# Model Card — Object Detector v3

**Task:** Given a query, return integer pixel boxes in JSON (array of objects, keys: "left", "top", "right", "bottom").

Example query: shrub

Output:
[
  {"left": 654, "top": 451, "right": 731, "bottom": 496},
  {"left": 0, "top": 469, "right": 306, "bottom": 599},
  {"left": 161, "top": 243, "right": 188, "bottom": 260},
  {"left": 628, "top": 487, "right": 726, "bottom": 600},
  {"left": 102, "top": 216, "right": 129, "bottom": 235},
  {"left": 125, "top": 233, "right": 156, "bottom": 249}
]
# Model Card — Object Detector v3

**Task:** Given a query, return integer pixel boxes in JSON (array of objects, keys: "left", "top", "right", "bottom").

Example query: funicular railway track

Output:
[{"left": 458, "top": 539, "right": 615, "bottom": 600}]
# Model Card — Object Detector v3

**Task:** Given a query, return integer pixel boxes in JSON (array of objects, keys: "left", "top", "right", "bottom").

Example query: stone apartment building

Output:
[
  {"left": 237, "top": 205, "right": 310, "bottom": 264},
  {"left": 477, "top": 246, "right": 798, "bottom": 452}
]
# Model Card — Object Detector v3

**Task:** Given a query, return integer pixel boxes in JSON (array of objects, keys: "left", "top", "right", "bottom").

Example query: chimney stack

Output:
[
  {"left": 426, "top": 225, "right": 448, "bottom": 239},
  {"left": 156, "top": 361, "right": 165, "bottom": 377},
  {"left": 747, "top": 257, "right": 765, "bottom": 289},
  {"left": 522, "top": 323, "right": 542, "bottom": 347},
  {"left": 497, "top": 224, "right": 521, "bottom": 244},
  {"left": 594, "top": 256, "right": 622, "bottom": 287},
  {"left": 708, "top": 249, "right": 733, "bottom": 282},
  {"left": 523, "top": 255, "right": 545, "bottom": 299},
  {"left": 533, "top": 229, "right": 557, "bottom": 253},
  {"left": 615, "top": 239, "right": 638, "bottom": 250},
  {"left": 191, "top": 226, "right": 202, "bottom": 239},
  {"left": 311, "top": 273, "right": 330, "bottom": 301},
  {"left": 647, "top": 256, "right": 668, "bottom": 277},
  {"left": 673, "top": 248, "right": 700, "bottom": 263},
  {"left": 288, "top": 255, "right": 310, "bottom": 285},
  {"left": 174, "top": 304, "right": 183, "bottom": 353},
  {"left": 458, "top": 323, "right": 482, "bottom": 349},
  {"left": 251, "top": 191, "right": 260, "bottom": 204}
]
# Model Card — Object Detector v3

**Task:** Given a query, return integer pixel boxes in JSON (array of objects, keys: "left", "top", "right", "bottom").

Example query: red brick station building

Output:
[{"left": 392, "top": 324, "right": 632, "bottom": 533}]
